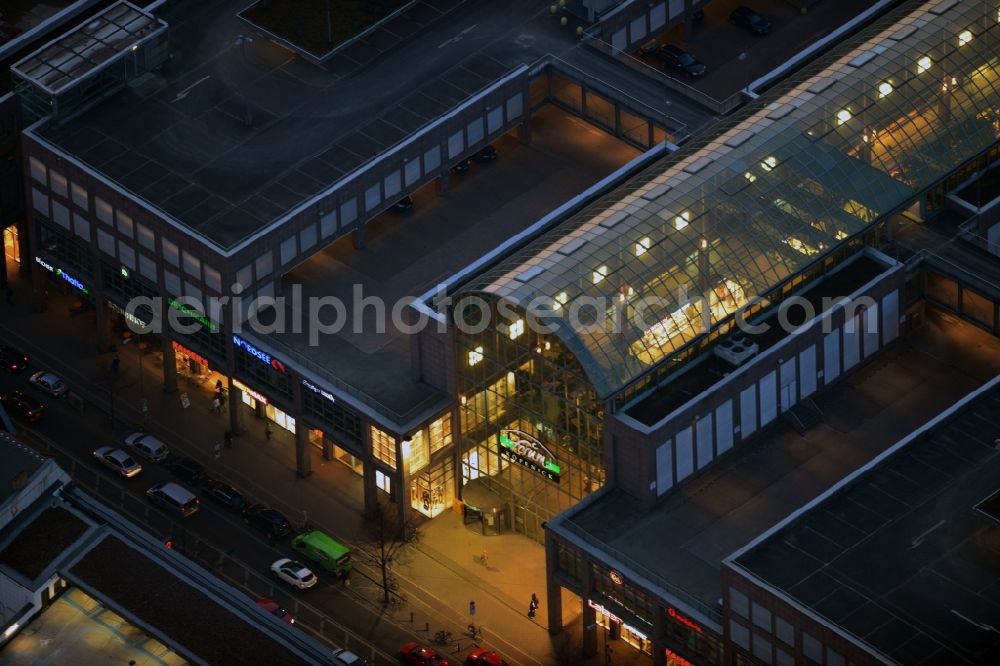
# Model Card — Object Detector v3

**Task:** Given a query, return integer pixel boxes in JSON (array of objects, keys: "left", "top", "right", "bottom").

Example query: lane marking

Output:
[
  {"left": 909, "top": 519, "right": 946, "bottom": 549},
  {"left": 951, "top": 609, "right": 998, "bottom": 632},
  {"left": 172, "top": 75, "right": 211, "bottom": 102},
  {"left": 437, "top": 23, "right": 477, "bottom": 49}
]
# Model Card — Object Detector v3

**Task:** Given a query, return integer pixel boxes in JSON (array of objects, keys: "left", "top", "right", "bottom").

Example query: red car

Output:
[
  {"left": 256, "top": 597, "right": 295, "bottom": 624},
  {"left": 400, "top": 642, "right": 447, "bottom": 666},
  {"left": 466, "top": 648, "right": 508, "bottom": 665}
]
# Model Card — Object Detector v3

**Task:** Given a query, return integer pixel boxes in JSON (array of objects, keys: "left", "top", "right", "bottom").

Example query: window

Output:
[
  {"left": 340, "top": 198, "right": 358, "bottom": 226},
  {"left": 71, "top": 182, "right": 88, "bottom": 209},
  {"left": 730, "top": 587, "right": 750, "bottom": 618},
  {"left": 404, "top": 431, "right": 429, "bottom": 474},
  {"left": 826, "top": 648, "right": 844, "bottom": 666},
  {"left": 95, "top": 197, "right": 113, "bottom": 224},
  {"left": 428, "top": 415, "right": 452, "bottom": 454},
  {"left": 375, "top": 469, "right": 392, "bottom": 494},
  {"left": 423, "top": 146, "right": 440, "bottom": 172},
  {"left": 236, "top": 264, "right": 253, "bottom": 289},
  {"left": 185, "top": 281, "right": 202, "bottom": 304},
  {"left": 506, "top": 93, "right": 523, "bottom": 120},
  {"left": 320, "top": 210, "right": 337, "bottom": 238},
  {"left": 97, "top": 229, "right": 115, "bottom": 256},
  {"left": 116, "top": 211, "right": 134, "bottom": 238},
  {"left": 448, "top": 130, "right": 464, "bottom": 159},
  {"left": 467, "top": 117, "right": 484, "bottom": 145},
  {"left": 118, "top": 242, "right": 136, "bottom": 270},
  {"left": 299, "top": 224, "right": 317, "bottom": 253},
  {"left": 29, "top": 156, "right": 46, "bottom": 183},
  {"left": 162, "top": 238, "right": 179, "bottom": 266},
  {"left": 255, "top": 251, "right": 273, "bottom": 278},
  {"left": 371, "top": 426, "right": 397, "bottom": 470},
  {"left": 404, "top": 158, "right": 421, "bottom": 187},
  {"left": 32, "top": 188, "right": 48, "bottom": 215},
  {"left": 752, "top": 602, "right": 772, "bottom": 631},
  {"left": 730, "top": 620, "right": 750, "bottom": 650},
  {"left": 204, "top": 265, "right": 222, "bottom": 292},
  {"left": 139, "top": 253, "right": 157, "bottom": 282},
  {"left": 164, "top": 269, "right": 181, "bottom": 297},
  {"left": 802, "top": 632, "right": 822, "bottom": 663},
  {"left": 364, "top": 183, "right": 381, "bottom": 211},
  {"left": 49, "top": 170, "right": 68, "bottom": 198},
  {"left": 52, "top": 201, "right": 70, "bottom": 229},
  {"left": 137, "top": 222, "right": 155, "bottom": 251},
  {"left": 775, "top": 616, "right": 794, "bottom": 646},
  {"left": 182, "top": 250, "right": 201, "bottom": 278},
  {"left": 73, "top": 213, "right": 89, "bottom": 240},
  {"left": 752, "top": 634, "right": 772, "bottom": 664},
  {"left": 280, "top": 236, "right": 297, "bottom": 265},
  {"left": 383, "top": 171, "right": 401, "bottom": 199},
  {"left": 556, "top": 541, "right": 582, "bottom": 582}
]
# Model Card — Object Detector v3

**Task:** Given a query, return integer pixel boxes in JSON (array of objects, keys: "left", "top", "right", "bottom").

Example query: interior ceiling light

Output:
[
  {"left": 635, "top": 237, "right": 651, "bottom": 256},
  {"left": 916, "top": 55, "right": 932, "bottom": 74},
  {"left": 836, "top": 109, "right": 852, "bottom": 125},
  {"left": 761, "top": 156, "right": 777, "bottom": 171},
  {"left": 673, "top": 211, "right": 691, "bottom": 230},
  {"left": 877, "top": 81, "right": 893, "bottom": 98},
  {"left": 957, "top": 30, "right": 973, "bottom": 46},
  {"left": 744, "top": 171, "right": 757, "bottom": 182},
  {"left": 592, "top": 265, "right": 608, "bottom": 284}
]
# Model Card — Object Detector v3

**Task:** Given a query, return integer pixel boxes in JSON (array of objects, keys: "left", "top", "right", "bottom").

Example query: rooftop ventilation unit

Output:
[{"left": 714, "top": 333, "right": 759, "bottom": 367}]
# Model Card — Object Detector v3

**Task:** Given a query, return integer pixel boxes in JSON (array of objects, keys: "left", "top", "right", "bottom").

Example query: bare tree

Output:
[{"left": 355, "top": 497, "right": 421, "bottom": 604}]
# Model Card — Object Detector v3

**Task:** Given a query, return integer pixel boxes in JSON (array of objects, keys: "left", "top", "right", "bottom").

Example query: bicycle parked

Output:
[{"left": 432, "top": 629, "right": 452, "bottom": 645}]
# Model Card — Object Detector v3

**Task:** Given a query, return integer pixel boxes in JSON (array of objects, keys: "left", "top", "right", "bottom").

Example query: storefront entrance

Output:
[
  {"left": 4, "top": 225, "right": 19, "bottom": 268},
  {"left": 410, "top": 457, "right": 455, "bottom": 518}
]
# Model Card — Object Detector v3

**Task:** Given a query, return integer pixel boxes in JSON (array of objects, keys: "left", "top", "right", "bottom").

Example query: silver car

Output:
[
  {"left": 29, "top": 371, "right": 69, "bottom": 397},
  {"left": 124, "top": 432, "right": 169, "bottom": 462},
  {"left": 93, "top": 446, "right": 142, "bottom": 478}
]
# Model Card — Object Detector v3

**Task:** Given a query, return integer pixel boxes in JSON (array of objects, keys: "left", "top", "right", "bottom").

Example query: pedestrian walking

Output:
[
  {"left": 212, "top": 396, "right": 222, "bottom": 414},
  {"left": 264, "top": 421, "right": 273, "bottom": 440},
  {"left": 480, "top": 548, "right": 488, "bottom": 567},
  {"left": 215, "top": 378, "right": 224, "bottom": 393},
  {"left": 224, "top": 430, "right": 232, "bottom": 449},
  {"left": 213, "top": 441, "right": 221, "bottom": 459},
  {"left": 528, "top": 592, "right": 539, "bottom": 618}
]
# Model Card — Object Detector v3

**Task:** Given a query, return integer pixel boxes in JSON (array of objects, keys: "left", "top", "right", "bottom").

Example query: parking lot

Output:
[{"left": 633, "top": 0, "right": 885, "bottom": 101}]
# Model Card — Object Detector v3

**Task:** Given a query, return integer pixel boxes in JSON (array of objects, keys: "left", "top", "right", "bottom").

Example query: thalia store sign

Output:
[
  {"left": 35, "top": 256, "right": 88, "bottom": 294},
  {"left": 498, "top": 429, "right": 561, "bottom": 483}
]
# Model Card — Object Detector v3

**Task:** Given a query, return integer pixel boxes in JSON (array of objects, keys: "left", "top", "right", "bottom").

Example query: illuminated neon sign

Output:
[
  {"left": 665, "top": 648, "right": 695, "bottom": 666},
  {"left": 587, "top": 599, "right": 647, "bottom": 641},
  {"left": 667, "top": 607, "right": 703, "bottom": 633},
  {"left": 35, "top": 256, "right": 88, "bottom": 294},
  {"left": 233, "top": 335, "right": 286, "bottom": 373},
  {"left": 302, "top": 378, "right": 335, "bottom": 403},
  {"left": 233, "top": 379, "right": 268, "bottom": 405},
  {"left": 172, "top": 341, "right": 210, "bottom": 368},
  {"left": 167, "top": 297, "right": 218, "bottom": 331},
  {"left": 609, "top": 570, "right": 624, "bottom": 585},
  {"left": 108, "top": 300, "right": 148, "bottom": 328},
  {"left": 499, "top": 429, "right": 561, "bottom": 482}
]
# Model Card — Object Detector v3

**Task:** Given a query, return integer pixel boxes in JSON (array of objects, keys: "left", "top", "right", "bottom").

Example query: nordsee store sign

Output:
[
  {"left": 498, "top": 429, "right": 561, "bottom": 483},
  {"left": 233, "top": 335, "right": 286, "bottom": 373}
]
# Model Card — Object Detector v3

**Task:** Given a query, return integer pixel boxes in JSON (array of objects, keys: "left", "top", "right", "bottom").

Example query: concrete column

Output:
[
  {"left": 293, "top": 377, "right": 312, "bottom": 478},
  {"left": 582, "top": 595, "right": 598, "bottom": 656},
  {"left": 161, "top": 334, "right": 177, "bottom": 394},
  {"left": 395, "top": 435, "right": 410, "bottom": 531},
  {"left": 517, "top": 120, "right": 532, "bottom": 145},
  {"left": 652, "top": 605, "right": 666, "bottom": 666},
  {"left": 544, "top": 535, "right": 563, "bottom": 634},
  {"left": 362, "top": 423, "right": 378, "bottom": 518},
  {"left": 435, "top": 172, "right": 450, "bottom": 195},
  {"left": 93, "top": 290, "right": 110, "bottom": 352},
  {"left": 321, "top": 433, "right": 333, "bottom": 460},
  {"left": 352, "top": 224, "right": 367, "bottom": 250},
  {"left": 223, "top": 320, "right": 241, "bottom": 435}
]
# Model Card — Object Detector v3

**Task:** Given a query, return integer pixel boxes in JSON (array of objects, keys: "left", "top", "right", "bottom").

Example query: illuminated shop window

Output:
[
  {"left": 371, "top": 426, "right": 397, "bottom": 470},
  {"left": 375, "top": 469, "right": 391, "bottom": 494},
  {"left": 468, "top": 346, "right": 484, "bottom": 366}
]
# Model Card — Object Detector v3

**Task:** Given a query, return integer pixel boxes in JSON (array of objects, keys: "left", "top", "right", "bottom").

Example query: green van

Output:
[{"left": 291, "top": 530, "right": 353, "bottom": 577}]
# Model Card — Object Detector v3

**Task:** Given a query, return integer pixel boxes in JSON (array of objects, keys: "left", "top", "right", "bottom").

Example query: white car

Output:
[
  {"left": 29, "top": 371, "right": 68, "bottom": 397},
  {"left": 124, "top": 432, "right": 169, "bottom": 462},
  {"left": 93, "top": 446, "right": 142, "bottom": 478},
  {"left": 270, "top": 558, "right": 317, "bottom": 590},
  {"left": 332, "top": 648, "right": 367, "bottom": 665}
]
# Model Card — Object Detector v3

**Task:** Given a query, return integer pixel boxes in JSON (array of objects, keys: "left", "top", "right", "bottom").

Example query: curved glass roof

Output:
[{"left": 461, "top": 0, "right": 1000, "bottom": 398}]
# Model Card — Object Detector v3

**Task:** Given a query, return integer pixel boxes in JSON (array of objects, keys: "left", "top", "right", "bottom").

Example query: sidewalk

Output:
[{"left": 0, "top": 275, "right": 650, "bottom": 666}]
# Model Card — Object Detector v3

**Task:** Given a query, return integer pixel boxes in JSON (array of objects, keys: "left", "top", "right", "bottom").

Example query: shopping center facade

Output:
[{"left": 6, "top": 0, "right": 1000, "bottom": 663}]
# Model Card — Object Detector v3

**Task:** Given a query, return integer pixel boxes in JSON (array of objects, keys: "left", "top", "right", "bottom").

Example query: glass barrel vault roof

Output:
[
  {"left": 11, "top": 1, "right": 165, "bottom": 96},
  {"left": 460, "top": 0, "right": 1000, "bottom": 399}
]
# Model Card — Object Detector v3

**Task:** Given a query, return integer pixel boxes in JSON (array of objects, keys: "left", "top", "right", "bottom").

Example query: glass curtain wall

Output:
[{"left": 456, "top": 297, "right": 605, "bottom": 543}]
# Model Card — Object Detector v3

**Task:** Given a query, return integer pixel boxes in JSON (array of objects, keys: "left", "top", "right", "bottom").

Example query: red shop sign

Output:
[
  {"left": 667, "top": 607, "right": 703, "bottom": 633},
  {"left": 172, "top": 341, "right": 210, "bottom": 368}
]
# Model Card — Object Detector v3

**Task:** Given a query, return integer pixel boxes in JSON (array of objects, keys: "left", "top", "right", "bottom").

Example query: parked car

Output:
[
  {"left": 0, "top": 345, "right": 29, "bottom": 373},
  {"left": 146, "top": 482, "right": 200, "bottom": 517},
  {"left": 0, "top": 390, "right": 44, "bottom": 422},
  {"left": 393, "top": 196, "right": 413, "bottom": 212},
  {"left": 400, "top": 642, "right": 447, "bottom": 666},
  {"left": 270, "top": 558, "right": 317, "bottom": 590},
  {"left": 93, "top": 446, "right": 142, "bottom": 478},
  {"left": 451, "top": 158, "right": 471, "bottom": 173},
  {"left": 165, "top": 456, "right": 208, "bottom": 485},
  {"left": 332, "top": 648, "right": 367, "bottom": 665},
  {"left": 204, "top": 479, "right": 246, "bottom": 512},
  {"left": 243, "top": 504, "right": 292, "bottom": 539},
  {"left": 124, "top": 432, "right": 169, "bottom": 462},
  {"left": 28, "top": 371, "right": 69, "bottom": 397},
  {"left": 730, "top": 6, "right": 771, "bottom": 35},
  {"left": 656, "top": 45, "right": 707, "bottom": 77},
  {"left": 256, "top": 597, "right": 295, "bottom": 624},
  {"left": 475, "top": 145, "right": 497, "bottom": 162},
  {"left": 467, "top": 648, "right": 508, "bottom": 666}
]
